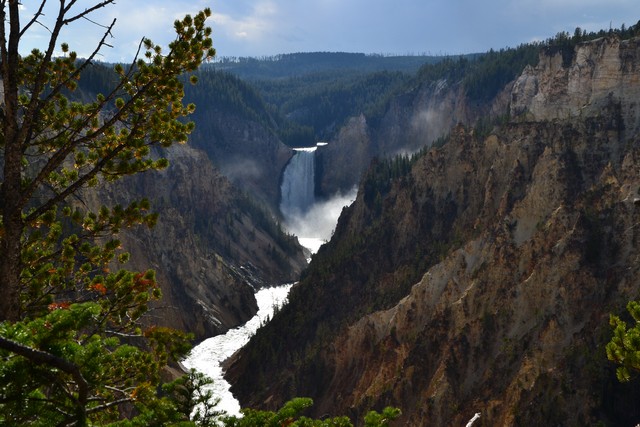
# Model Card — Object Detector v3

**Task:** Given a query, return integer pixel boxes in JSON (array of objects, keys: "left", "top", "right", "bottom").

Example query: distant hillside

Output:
[
  {"left": 209, "top": 52, "right": 450, "bottom": 80},
  {"left": 204, "top": 52, "right": 459, "bottom": 144},
  {"left": 258, "top": 70, "right": 411, "bottom": 143}
]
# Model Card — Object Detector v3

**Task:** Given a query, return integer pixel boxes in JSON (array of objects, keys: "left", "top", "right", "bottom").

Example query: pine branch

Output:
[{"left": 0, "top": 336, "right": 89, "bottom": 410}]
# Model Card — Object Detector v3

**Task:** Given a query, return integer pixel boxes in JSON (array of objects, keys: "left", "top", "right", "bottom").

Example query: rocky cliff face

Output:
[
  {"left": 191, "top": 110, "right": 294, "bottom": 211},
  {"left": 317, "top": 66, "right": 512, "bottom": 197},
  {"left": 227, "top": 35, "right": 640, "bottom": 425},
  {"left": 87, "top": 143, "right": 307, "bottom": 341},
  {"left": 512, "top": 36, "right": 640, "bottom": 140}
]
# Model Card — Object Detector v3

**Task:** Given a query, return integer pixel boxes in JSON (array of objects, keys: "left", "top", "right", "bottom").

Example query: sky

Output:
[{"left": 18, "top": 0, "right": 640, "bottom": 62}]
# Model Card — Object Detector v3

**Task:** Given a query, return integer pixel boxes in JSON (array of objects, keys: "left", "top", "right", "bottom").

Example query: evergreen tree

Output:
[
  {"left": 0, "top": 1, "right": 216, "bottom": 424},
  {"left": 607, "top": 300, "right": 640, "bottom": 382},
  {"left": 223, "top": 398, "right": 401, "bottom": 427}
]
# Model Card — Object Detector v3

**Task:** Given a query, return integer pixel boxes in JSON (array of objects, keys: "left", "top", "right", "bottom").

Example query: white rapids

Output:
[{"left": 181, "top": 284, "right": 293, "bottom": 417}]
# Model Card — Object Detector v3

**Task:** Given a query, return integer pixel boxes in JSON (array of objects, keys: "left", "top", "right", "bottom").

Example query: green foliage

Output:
[
  {"left": 185, "top": 69, "right": 274, "bottom": 132},
  {"left": 412, "top": 45, "right": 539, "bottom": 103},
  {"left": 278, "top": 122, "right": 317, "bottom": 148},
  {"left": 545, "top": 21, "right": 640, "bottom": 68},
  {"left": 413, "top": 55, "right": 471, "bottom": 88},
  {"left": 161, "top": 370, "right": 225, "bottom": 427},
  {"left": 362, "top": 154, "right": 418, "bottom": 211},
  {"left": 462, "top": 45, "right": 539, "bottom": 102},
  {"left": 0, "top": 302, "right": 192, "bottom": 426},
  {"left": 364, "top": 406, "right": 402, "bottom": 427},
  {"left": 256, "top": 70, "right": 409, "bottom": 140},
  {"left": 223, "top": 398, "right": 400, "bottom": 427},
  {"left": 0, "top": 2, "right": 217, "bottom": 425},
  {"left": 606, "top": 300, "right": 640, "bottom": 382}
]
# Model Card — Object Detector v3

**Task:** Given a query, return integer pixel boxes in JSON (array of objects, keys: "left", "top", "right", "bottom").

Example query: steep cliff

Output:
[
  {"left": 184, "top": 70, "right": 294, "bottom": 211},
  {"left": 227, "top": 35, "right": 640, "bottom": 425},
  {"left": 85, "top": 143, "right": 307, "bottom": 341},
  {"left": 511, "top": 35, "right": 640, "bottom": 140}
]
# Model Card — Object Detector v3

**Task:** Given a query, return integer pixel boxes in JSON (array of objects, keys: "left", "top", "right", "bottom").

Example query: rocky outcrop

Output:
[
  {"left": 511, "top": 35, "right": 640, "bottom": 138},
  {"left": 227, "top": 35, "right": 640, "bottom": 425}
]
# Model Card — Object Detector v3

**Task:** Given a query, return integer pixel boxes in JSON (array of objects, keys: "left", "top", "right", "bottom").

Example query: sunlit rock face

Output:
[
  {"left": 321, "top": 121, "right": 640, "bottom": 425},
  {"left": 511, "top": 35, "right": 640, "bottom": 138},
  {"left": 227, "top": 35, "right": 640, "bottom": 426}
]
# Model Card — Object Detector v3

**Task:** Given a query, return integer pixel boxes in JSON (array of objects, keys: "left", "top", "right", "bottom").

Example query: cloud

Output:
[
  {"left": 15, "top": 0, "right": 640, "bottom": 62},
  {"left": 103, "top": 2, "right": 212, "bottom": 60},
  {"left": 211, "top": 0, "right": 280, "bottom": 50}
]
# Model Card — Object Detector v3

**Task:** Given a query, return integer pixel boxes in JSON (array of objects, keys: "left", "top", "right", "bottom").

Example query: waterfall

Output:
[
  {"left": 279, "top": 143, "right": 355, "bottom": 254},
  {"left": 280, "top": 148, "right": 316, "bottom": 219}
]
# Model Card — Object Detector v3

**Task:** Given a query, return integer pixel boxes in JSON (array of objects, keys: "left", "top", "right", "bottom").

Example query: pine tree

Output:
[
  {"left": 607, "top": 300, "right": 640, "bottom": 382},
  {"left": 0, "top": 1, "right": 215, "bottom": 424}
]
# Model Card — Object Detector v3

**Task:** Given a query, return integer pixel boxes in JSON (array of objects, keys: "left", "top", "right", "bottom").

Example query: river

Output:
[
  {"left": 181, "top": 284, "right": 293, "bottom": 417},
  {"left": 181, "top": 144, "right": 355, "bottom": 418}
]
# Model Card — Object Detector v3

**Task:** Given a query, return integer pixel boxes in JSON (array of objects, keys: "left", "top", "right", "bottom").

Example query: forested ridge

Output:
[
  {"left": 211, "top": 51, "right": 445, "bottom": 79},
  {"left": 174, "top": 22, "right": 640, "bottom": 149}
]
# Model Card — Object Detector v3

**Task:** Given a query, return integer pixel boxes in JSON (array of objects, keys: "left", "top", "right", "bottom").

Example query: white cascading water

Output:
[
  {"left": 181, "top": 284, "right": 293, "bottom": 418},
  {"left": 279, "top": 144, "right": 357, "bottom": 253},
  {"left": 182, "top": 143, "right": 357, "bottom": 421},
  {"left": 280, "top": 147, "right": 317, "bottom": 219}
]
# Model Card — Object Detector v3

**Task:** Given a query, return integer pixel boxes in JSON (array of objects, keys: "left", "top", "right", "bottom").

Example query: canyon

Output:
[
  {"left": 225, "top": 34, "right": 640, "bottom": 426},
  {"left": 67, "top": 30, "right": 640, "bottom": 425}
]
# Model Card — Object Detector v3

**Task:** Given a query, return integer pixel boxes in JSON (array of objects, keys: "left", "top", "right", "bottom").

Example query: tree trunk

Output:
[
  {"left": 0, "top": 1, "right": 24, "bottom": 322},
  {"left": 0, "top": 208, "right": 23, "bottom": 322}
]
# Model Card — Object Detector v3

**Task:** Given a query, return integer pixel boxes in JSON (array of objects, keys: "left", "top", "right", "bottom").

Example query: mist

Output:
[{"left": 283, "top": 188, "right": 357, "bottom": 254}]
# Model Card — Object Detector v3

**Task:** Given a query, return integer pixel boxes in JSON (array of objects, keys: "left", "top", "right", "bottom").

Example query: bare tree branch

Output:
[
  {"left": 86, "top": 398, "right": 133, "bottom": 414},
  {"left": 63, "top": 1, "right": 116, "bottom": 26},
  {"left": 19, "top": 0, "right": 48, "bottom": 38}
]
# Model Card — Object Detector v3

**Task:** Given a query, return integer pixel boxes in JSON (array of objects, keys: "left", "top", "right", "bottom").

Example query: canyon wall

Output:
[
  {"left": 86, "top": 143, "right": 307, "bottom": 341},
  {"left": 228, "top": 35, "right": 640, "bottom": 425},
  {"left": 317, "top": 66, "right": 512, "bottom": 197}
]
